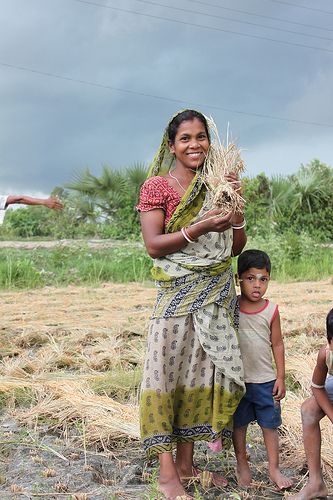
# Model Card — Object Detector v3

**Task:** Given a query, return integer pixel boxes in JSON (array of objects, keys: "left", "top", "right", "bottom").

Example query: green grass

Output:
[
  {"left": 0, "top": 245, "right": 152, "bottom": 288},
  {"left": 0, "top": 236, "right": 332, "bottom": 289}
]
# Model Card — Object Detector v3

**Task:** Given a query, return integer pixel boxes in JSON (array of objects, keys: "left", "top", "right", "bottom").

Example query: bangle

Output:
[
  {"left": 232, "top": 220, "right": 246, "bottom": 230},
  {"left": 181, "top": 227, "right": 195, "bottom": 243}
]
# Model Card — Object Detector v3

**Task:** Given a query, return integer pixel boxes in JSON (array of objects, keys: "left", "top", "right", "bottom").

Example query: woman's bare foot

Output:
[
  {"left": 235, "top": 462, "right": 252, "bottom": 487},
  {"left": 159, "top": 475, "right": 192, "bottom": 499},
  {"left": 269, "top": 468, "right": 293, "bottom": 490},
  {"left": 288, "top": 481, "right": 328, "bottom": 499}
]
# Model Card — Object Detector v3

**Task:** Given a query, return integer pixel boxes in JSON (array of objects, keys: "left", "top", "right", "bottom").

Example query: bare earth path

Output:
[{"left": 0, "top": 279, "right": 332, "bottom": 499}]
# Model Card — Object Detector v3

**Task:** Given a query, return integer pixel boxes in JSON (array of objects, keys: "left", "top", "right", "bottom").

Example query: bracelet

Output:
[
  {"left": 181, "top": 227, "right": 195, "bottom": 243},
  {"left": 232, "top": 220, "right": 246, "bottom": 230}
]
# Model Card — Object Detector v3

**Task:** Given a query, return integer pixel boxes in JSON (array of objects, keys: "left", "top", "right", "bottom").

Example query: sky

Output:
[{"left": 1, "top": 0, "right": 333, "bottom": 196}]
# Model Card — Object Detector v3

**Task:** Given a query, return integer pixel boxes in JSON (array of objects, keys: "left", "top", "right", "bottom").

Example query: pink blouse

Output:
[{"left": 137, "top": 176, "right": 181, "bottom": 226}]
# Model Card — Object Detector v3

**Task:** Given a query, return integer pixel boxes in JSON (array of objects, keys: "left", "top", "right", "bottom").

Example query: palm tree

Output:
[{"left": 290, "top": 166, "right": 329, "bottom": 214}]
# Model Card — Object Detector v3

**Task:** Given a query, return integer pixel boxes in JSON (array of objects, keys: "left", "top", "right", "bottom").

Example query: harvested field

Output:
[{"left": 0, "top": 279, "right": 332, "bottom": 499}]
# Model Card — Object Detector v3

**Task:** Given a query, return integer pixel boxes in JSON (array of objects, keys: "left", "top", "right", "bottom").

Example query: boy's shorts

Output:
[
  {"left": 325, "top": 375, "right": 333, "bottom": 403},
  {"left": 233, "top": 379, "right": 282, "bottom": 429}
]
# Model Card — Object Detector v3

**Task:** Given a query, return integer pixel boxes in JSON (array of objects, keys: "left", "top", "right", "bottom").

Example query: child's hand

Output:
[{"left": 272, "top": 378, "right": 286, "bottom": 400}]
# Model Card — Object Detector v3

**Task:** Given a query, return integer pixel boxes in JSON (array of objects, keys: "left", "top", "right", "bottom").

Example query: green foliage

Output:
[
  {"left": 0, "top": 245, "right": 153, "bottom": 289},
  {"left": 0, "top": 158, "right": 331, "bottom": 249},
  {"left": 64, "top": 163, "right": 147, "bottom": 239},
  {"left": 0, "top": 237, "right": 332, "bottom": 289},
  {"left": 244, "top": 159, "right": 333, "bottom": 241}
]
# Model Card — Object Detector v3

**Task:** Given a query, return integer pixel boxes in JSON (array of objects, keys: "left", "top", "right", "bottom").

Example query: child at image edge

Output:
[
  {"left": 290, "top": 308, "right": 333, "bottom": 500},
  {"left": 232, "top": 249, "right": 293, "bottom": 490}
]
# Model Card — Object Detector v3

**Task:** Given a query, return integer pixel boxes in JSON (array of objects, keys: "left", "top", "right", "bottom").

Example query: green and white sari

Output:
[{"left": 140, "top": 116, "right": 245, "bottom": 458}]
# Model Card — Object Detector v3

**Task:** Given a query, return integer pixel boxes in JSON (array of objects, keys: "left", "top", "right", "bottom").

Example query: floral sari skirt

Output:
[{"left": 140, "top": 310, "right": 244, "bottom": 458}]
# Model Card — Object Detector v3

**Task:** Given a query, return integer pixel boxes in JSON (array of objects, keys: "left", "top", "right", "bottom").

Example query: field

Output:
[{"left": 0, "top": 279, "right": 332, "bottom": 499}]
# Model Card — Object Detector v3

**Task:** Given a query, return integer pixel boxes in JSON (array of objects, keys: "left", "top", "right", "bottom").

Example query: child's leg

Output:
[
  {"left": 289, "top": 397, "right": 327, "bottom": 500},
  {"left": 233, "top": 425, "right": 252, "bottom": 486},
  {"left": 261, "top": 427, "right": 293, "bottom": 490}
]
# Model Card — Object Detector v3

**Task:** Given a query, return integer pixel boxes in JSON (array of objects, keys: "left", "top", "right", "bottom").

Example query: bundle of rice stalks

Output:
[
  {"left": 14, "top": 380, "right": 140, "bottom": 447},
  {"left": 202, "top": 118, "right": 246, "bottom": 215}
]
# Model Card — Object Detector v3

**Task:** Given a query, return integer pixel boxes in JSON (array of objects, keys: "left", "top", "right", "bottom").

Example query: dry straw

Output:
[
  {"left": 201, "top": 118, "right": 246, "bottom": 215},
  {"left": 14, "top": 380, "right": 140, "bottom": 447}
]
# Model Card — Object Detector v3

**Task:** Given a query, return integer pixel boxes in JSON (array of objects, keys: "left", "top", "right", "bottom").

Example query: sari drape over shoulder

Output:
[{"left": 139, "top": 114, "right": 245, "bottom": 458}]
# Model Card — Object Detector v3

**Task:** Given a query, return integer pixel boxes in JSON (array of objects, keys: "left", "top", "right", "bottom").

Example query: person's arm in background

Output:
[{"left": 5, "top": 195, "right": 63, "bottom": 210}]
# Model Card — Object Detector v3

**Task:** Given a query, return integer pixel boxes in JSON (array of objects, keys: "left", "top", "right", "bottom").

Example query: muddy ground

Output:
[{"left": 0, "top": 279, "right": 332, "bottom": 499}]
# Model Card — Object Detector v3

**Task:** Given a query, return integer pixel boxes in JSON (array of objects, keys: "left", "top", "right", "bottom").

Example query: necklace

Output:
[{"left": 168, "top": 170, "right": 187, "bottom": 193}]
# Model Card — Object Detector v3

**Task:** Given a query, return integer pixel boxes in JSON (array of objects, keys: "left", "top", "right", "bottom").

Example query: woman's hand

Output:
[
  {"left": 188, "top": 209, "right": 232, "bottom": 239},
  {"left": 225, "top": 172, "right": 242, "bottom": 195}
]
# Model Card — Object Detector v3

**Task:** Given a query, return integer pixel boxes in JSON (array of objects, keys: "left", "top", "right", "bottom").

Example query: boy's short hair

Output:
[
  {"left": 237, "top": 249, "right": 271, "bottom": 277},
  {"left": 327, "top": 309, "right": 333, "bottom": 343}
]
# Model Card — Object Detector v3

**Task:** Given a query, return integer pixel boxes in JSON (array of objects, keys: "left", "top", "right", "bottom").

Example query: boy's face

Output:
[{"left": 239, "top": 267, "right": 270, "bottom": 302}]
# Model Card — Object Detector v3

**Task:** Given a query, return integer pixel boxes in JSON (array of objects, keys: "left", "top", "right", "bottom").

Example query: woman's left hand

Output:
[{"left": 225, "top": 172, "right": 242, "bottom": 194}]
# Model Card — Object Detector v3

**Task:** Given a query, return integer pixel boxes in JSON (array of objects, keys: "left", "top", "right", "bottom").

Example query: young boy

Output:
[
  {"left": 232, "top": 249, "right": 293, "bottom": 490},
  {"left": 290, "top": 308, "right": 333, "bottom": 500},
  {"left": 0, "top": 194, "right": 63, "bottom": 224}
]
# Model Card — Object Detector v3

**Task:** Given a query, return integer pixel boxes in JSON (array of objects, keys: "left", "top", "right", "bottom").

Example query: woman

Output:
[{"left": 137, "top": 110, "right": 246, "bottom": 499}]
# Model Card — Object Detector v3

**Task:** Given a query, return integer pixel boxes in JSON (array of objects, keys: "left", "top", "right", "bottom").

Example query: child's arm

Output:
[
  {"left": 271, "top": 309, "right": 286, "bottom": 400},
  {"left": 311, "top": 346, "right": 333, "bottom": 424},
  {"left": 6, "top": 195, "right": 63, "bottom": 210}
]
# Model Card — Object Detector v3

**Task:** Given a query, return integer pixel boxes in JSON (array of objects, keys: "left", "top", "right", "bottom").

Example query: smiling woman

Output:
[{"left": 137, "top": 109, "right": 247, "bottom": 499}]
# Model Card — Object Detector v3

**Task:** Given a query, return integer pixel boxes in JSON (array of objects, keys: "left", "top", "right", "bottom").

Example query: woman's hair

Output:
[
  {"left": 167, "top": 110, "right": 210, "bottom": 145},
  {"left": 237, "top": 249, "right": 271, "bottom": 277},
  {"left": 326, "top": 308, "right": 333, "bottom": 343}
]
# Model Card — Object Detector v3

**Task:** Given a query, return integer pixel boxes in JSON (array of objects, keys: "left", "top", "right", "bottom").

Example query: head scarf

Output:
[{"left": 147, "top": 110, "right": 210, "bottom": 234}]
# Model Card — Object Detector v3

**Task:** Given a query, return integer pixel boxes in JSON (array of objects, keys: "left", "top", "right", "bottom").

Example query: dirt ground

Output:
[{"left": 0, "top": 279, "right": 332, "bottom": 499}]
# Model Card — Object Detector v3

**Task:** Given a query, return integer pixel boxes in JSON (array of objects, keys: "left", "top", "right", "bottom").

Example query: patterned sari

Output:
[{"left": 139, "top": 114, "right": 245, "bottom": 458}]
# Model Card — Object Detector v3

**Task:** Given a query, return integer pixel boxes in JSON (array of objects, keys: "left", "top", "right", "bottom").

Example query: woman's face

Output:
[{"left": 169, "top": 118, "right": 210, "bottom": 170}]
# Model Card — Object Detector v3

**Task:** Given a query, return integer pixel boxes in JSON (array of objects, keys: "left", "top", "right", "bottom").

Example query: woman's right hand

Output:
[{"left": 190, "top": 209, "right": 232, "bottom": 238}]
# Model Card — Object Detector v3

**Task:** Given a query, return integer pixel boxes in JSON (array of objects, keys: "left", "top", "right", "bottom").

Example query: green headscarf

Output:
[{"left": 147, "top": 110, "right": 209, "bottom": 234}]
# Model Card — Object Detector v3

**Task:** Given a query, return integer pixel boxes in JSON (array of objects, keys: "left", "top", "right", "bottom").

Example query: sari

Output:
[{"left": 139, "top": 113, "right": 245, "bottom": 458}]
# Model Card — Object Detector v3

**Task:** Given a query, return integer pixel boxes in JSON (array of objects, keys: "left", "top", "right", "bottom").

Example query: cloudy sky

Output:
[{"left": 1, "top": 0, "right": 332, "bottom": 196}]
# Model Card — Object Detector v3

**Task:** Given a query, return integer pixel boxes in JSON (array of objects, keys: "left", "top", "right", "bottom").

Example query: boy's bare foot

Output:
[
  {"left": 235, "top": 462, "right": 252, "bottom": 487},
  {"left": 288, "top": 481, "right": 328, "bottom": 499},
  {"left": 159, "top": 476, "right": 193, "bottom": 499},
  {"left": 269, "top": 468, "right": 293, "bottom": 490}
]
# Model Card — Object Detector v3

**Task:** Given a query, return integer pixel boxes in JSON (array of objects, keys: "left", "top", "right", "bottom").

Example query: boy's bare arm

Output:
[
  {"left": 6, "top": 195, "right": 63, "bottom": 210},
  {"left": 312, "top": 346, "right": 333, "bottom": 423},
  {"left": 271, "top": 310, "right": 286, "bottom": 400}
]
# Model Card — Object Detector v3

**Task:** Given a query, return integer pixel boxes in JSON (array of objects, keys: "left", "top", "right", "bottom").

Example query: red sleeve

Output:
[
  {"left": 270, "top": 304, "right": 279, "bottom": 325},
  {"left": 136, "top": 177, "right": 166, "bottom": 214}
]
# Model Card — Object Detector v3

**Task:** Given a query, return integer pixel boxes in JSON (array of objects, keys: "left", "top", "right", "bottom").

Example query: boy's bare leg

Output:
[
  {"left": 289, "top": 397, "right": 327, "bottom": 500},
  {"left": 159, "top": 450, "right": 191, "bottom": 499},
  {"left": 261, "top": 427, "right": 293, "bottom": 490},
  {"left": 233, "top": 425, "right": 252, "bottom": 486}
]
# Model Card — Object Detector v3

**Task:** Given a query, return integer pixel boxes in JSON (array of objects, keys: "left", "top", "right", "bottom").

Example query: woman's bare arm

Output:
[{"left": 140, "top": 208, "right": 234, "bottom": 259}]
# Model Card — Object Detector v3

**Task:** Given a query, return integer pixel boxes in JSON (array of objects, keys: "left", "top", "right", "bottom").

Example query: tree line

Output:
[{"left": 1, "top": 159, "right": 332, "bottom": 243}]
